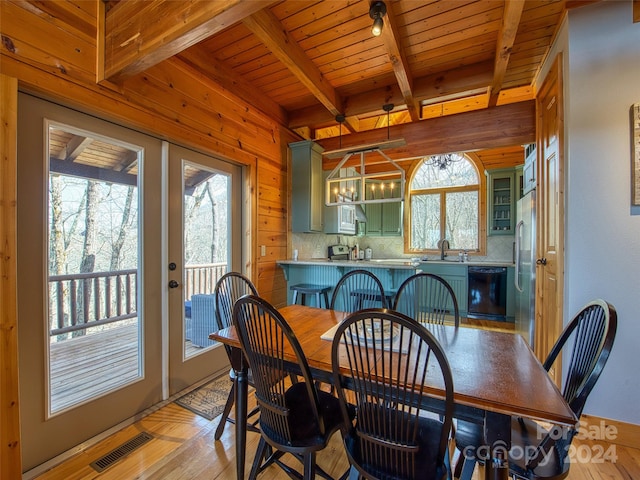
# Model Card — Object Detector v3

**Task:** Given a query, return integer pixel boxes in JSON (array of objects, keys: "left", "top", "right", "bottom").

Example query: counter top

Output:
[
  {"left": 277, "top": 258, "right": 514, "bottom": 268},
  {"left": 277, "top": 258, "right": 418, "bottom": 270}
]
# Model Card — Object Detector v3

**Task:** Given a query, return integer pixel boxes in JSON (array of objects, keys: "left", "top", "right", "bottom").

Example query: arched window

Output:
[{"left": 408, "top": 154, "right": 480, "bottom": 252}]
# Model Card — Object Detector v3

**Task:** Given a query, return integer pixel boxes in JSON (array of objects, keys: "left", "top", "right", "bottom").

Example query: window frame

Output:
[{"left": 404, "top": 155, "right": 486, "bottom": 256}]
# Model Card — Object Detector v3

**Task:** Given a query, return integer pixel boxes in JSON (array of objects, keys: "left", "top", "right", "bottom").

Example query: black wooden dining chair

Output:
[
  {"left": 212, "top": 271, "right": 260, "bottom": 440},
  {"left": 393, "top": 272, "right": 460, "bottom": 327},
  {"left": 330, "top": 269, "right": 388, "bottom": 312},
  {"left": 331, "top": 308, "right": 455, "bottom": 480},
  {"left": 233, "top": 294, "right": 351, "bottom": 480},
  {"left": 454, "top": 298, "right": 617, "bottom": 480}
]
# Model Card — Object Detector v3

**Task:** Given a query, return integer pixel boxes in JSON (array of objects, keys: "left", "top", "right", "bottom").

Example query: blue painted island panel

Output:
[{"left": 277, "top": 260, "right": 418, "bottom": 307}]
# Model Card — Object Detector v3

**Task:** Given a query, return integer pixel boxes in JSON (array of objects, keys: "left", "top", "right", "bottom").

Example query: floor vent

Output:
[{"left": 90, "top": 431, "right": 153, "bottom": 473}]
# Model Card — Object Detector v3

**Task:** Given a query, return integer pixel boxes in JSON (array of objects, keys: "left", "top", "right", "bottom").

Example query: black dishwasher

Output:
[{"left": 467, "top": 266, "right": 507, "bottom": 320}]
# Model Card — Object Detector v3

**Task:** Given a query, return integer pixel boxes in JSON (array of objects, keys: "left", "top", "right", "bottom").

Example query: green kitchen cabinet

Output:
[
  {"left": 290, "top": 140, "right": 324, "bottom": 233},
  {"left": 364, "top": 185, "right": 403, "bottom": 236},
  {"left": 418, "top": 263, "right": 468, "bottom": 317},
  {"left": 486, "top": 168, "right": 516, "bottom": 235},
  {"left": 522, "top": 143, "right": 536, "bottom": 196}
]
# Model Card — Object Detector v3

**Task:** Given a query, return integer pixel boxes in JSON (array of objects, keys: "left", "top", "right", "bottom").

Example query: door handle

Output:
[
  {"left": 536, "top": 257, "right": 547, "bottom": 266},
  {"left": 168, "top": 280, "right": 179, "bottom": 288},
  {"left": 514, "top": 220, "right": 524, "bottom": 293}
]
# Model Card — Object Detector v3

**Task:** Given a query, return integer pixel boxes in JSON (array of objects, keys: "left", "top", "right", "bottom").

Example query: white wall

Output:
[{"left": 563, "top": 1, "right": 640, "bottom": 424}]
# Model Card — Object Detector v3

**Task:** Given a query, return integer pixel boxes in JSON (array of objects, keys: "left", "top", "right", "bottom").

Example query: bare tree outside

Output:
[
  {"left": 184, "top": 172, "right": 228, "bottom": 266},
  {"left": 110, "top": 185, "right": 135, "bottom": 271},
  {"left": 410, "top": 155, "right": 479, "bottom": 251}
]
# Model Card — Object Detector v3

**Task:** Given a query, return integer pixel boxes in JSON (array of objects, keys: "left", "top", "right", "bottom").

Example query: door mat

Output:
[{"left": 175, "top": 374, "right": 231, "bottom": 421}]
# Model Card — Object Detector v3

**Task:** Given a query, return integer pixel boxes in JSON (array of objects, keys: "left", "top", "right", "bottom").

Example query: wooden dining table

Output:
[{"left": 209, "top": 304, "right": 577, "bottom": 480}]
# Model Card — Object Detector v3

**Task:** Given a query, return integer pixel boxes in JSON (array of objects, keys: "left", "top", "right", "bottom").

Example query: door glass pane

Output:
[
  {"left": 47, "top": 124, "right": 141, "bottom": 414},
  {"left": 183, "top": 162, "right": 231, "bottom": 358}
]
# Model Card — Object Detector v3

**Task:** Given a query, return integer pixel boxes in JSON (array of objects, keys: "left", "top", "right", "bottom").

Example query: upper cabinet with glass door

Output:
[
  {"left": 522, "top": 143, "right": 536, "bottom": 195},
  {"left": 486, "top": 168, "right": 516, "bottom": 235}
]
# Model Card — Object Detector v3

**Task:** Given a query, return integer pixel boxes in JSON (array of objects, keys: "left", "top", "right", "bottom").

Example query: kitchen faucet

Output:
[{"left": 439, "top": 239, "right": 450, "bottom": 260}]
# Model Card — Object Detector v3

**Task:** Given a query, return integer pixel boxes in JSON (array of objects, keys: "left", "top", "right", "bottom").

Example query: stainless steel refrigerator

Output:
[{"left": 515, "top": 190, "right": 536, "bottom": 347}]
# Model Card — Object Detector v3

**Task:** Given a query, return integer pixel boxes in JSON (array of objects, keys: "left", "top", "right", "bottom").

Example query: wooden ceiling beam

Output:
[
  {"left": 317, "top": 100, "right": 535, "bottom": 169},
  {"left": 379, "top": 4, "right": 419, "bottom": 122},
  {"left": 488, "top": 0, "right": 525, "bottom": 107},
  {"left": 288, "top": 61, "right": 494, "bottom": 129},
  {"left": 176, "top": 49, "right": 288, "bottom": 127},
  {"left": 58, "top": 135, "right": 93, "bottom": 162},
  {"left": 116, "top": 150, "right": 140, "bottom": 173},
  {"left": 243, "top": 8, "right": 356, "bottom": 132},
  {"left": 101, "top": 0, "right": 276, "bottom": 82},
  {"left": 49, "top": 158, "right": 137, "bottom": 187}
]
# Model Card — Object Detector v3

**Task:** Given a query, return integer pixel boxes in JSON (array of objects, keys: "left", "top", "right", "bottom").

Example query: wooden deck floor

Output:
[
  {"left": 50, "top": 323, "right": 201, "bottom": 412},
  {"left": 49, "top": 317, "right": 511, "bottom": 412}
]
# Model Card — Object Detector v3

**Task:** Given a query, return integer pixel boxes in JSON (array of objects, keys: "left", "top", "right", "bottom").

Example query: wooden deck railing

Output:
[
  {"left": 183, "top": 262, "right": 227, "bottom": 300},
  {"left": 49, "top": 269, "right": 138, "bottom": 336},
  {"left": 48, "top": 263, "right": 227, "bottom": 337}
]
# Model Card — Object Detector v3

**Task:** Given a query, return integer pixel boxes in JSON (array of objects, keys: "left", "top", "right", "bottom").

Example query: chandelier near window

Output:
[{"left": 424, "top": 152, "right": 464, "bottom": 170}]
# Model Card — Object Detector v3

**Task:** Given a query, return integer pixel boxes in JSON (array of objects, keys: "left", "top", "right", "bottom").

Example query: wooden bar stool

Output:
[{"left": 290, "top": 283, "right": 330, "bottom": 308}]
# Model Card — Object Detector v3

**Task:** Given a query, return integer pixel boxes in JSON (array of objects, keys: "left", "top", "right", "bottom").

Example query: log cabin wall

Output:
[{"left": 0, "top": 0, "right": 293, "bottom": 306}]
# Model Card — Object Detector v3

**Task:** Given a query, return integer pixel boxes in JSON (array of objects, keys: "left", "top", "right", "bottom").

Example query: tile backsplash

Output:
[{"left": 292, "top": 233, "right": 515, "bottom": 264}]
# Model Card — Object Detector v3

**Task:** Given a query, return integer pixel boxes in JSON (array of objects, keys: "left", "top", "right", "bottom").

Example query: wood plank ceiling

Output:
[{"left": 54, "top": 1, "right": 593, "bottom": 172}]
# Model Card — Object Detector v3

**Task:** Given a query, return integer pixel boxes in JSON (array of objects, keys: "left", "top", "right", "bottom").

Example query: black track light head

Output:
[{"left": 369, "top": 1, "right": 387, "bottom": 37}]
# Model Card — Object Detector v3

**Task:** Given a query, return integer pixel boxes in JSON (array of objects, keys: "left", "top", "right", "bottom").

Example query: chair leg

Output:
[
  {"left": 455, "top": 456, "right": 476, "bottom": 480},
  {"left": 246, "top": 405, "right": 262, "bottom": 434},
  {"left": 214, "top": 381, "right": 236, "bottom": 440},
  {"left": 303, "top": 452, "right": 316, "bottom": 480},
  {"left": 248, "top": 437, "right": 269, "bottom": 480},
  {"left": 453, "top": 452, "right": 464, "bottom": 478},
  {"left": 322, "top": 291, "right": 329, "bottom": 308}
]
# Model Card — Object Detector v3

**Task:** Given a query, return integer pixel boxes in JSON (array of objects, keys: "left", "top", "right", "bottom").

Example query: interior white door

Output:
[{"left": 17, "top": 93, "right": 164, "bottom": 471}]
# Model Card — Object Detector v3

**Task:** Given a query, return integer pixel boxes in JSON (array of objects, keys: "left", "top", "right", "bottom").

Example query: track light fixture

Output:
[{"left": 369, "top": 1, "right": 387, "bottom": 37}]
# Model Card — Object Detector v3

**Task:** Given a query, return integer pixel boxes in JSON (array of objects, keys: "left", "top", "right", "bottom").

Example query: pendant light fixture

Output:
[
  {"left": 324, "top": 103, "right": 406, "bottom": 207},
  {"left": 335, "top": 114, "right": 345, "bottom": 149},
  {"left": 369, "top": 1, "right": 387, "bottom": 37}
]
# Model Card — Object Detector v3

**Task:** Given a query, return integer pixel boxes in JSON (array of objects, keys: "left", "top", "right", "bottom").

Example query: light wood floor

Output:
[
  {"left": 36, "top": 319, "right": 639, "bottom": 479},
  {"left": 33, "top": 393, "right": 640, "bottom": 480}
]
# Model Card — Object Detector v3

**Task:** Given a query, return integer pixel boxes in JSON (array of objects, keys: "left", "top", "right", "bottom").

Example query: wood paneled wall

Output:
[
  {"left": 0, "top": 0, "right": 291, "bottom": 305},
  {"left": 0, "top": 73, "right": 21, "bottom": 480}
]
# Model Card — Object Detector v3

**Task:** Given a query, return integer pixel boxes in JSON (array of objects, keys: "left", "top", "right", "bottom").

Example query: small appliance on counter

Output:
[{"left": 328, "top": 244, "right": 350, "bottom": 260}]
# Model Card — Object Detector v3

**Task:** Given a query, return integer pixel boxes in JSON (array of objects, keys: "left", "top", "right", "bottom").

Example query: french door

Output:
[
  {"left": 17, "top": 93, "right": 240, "bottom": 472},
  {"left": 166, "top": 144, "right": 241, "bottom": 394}
]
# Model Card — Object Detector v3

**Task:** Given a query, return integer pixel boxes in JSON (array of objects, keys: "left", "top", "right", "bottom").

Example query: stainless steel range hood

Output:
[{"left": 355, "top": 204, "right": 368, "bottom": 222}]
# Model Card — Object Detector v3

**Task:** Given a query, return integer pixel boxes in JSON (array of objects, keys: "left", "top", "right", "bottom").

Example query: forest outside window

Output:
[{"left": 408, "top": 154, "right": 481, "bottom": 253}]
